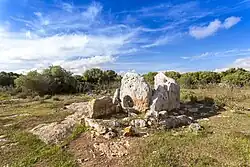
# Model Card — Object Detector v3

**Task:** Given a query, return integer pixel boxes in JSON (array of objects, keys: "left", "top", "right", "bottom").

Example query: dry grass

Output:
[{"left": 126, "top": 87, "right": 250, "bottom": 167}]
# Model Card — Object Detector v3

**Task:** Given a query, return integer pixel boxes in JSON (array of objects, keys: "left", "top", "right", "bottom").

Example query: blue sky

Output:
[{"left": 0, "top": 0, "right": 250, "bottom": 74}]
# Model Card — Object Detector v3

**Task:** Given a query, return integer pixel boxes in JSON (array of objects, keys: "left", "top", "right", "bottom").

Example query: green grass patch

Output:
[{"left": 9, "top": 132, "right": 76, "bottom": 167}]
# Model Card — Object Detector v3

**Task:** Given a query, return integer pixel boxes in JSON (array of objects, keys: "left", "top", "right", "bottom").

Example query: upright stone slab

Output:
[
  {"left": 113, "top": 88, "right": 121, "bottom": 105},
  {"left": 150, "top": 72, "right": 180, "bottom": 112},
  {"left": 89, "top": 96, "right": 118, "bottom": 118},
  {"left": 120, "top": 72, "right": 152, "bottom": 112}
]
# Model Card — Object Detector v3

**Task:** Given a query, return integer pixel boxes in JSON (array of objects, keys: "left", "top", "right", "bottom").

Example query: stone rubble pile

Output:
[{"left": 30, "top": 72, "right": 215, "bottom": 144}]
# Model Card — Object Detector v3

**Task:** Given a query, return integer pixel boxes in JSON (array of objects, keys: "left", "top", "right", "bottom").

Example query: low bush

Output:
[{"left": 180, "top": 90, "right": 198, "bottom": 103}]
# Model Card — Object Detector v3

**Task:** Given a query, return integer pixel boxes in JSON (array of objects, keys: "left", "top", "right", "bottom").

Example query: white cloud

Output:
[
  {"left": 214, "top": 68, "right": 229, "bottom": 72},
  {"left": 81, "top": 2, "right": 102, "bottom": 22},
  {"left": 232, "top": 57, "right": 250, "bottom": 70},
  {"left": 223, "top": 16, "right": 241, "bottom": 29},
  {"left": 34, "top": 12, "right": 42, "bottom": 17},
  {"left": 214, "top": 57, "right": 250, "bottom": 72},
  {"left": 57, "top": 55, "right": 116, "bottom": 74},
  {"left": 0, "top": 27, "right": 135, "bottom": 73},
  {"left": 142, "top": 36, "right": 170, "bottom": 48},
  {"left": 189, "top": 16, "right": 241, "bottom": 39},
  {"left": 189, "top": 19, "right": 221, "bottom": 39},
  {"left": 141, "top": 33, "right": 182, "bottom": 48},
  {"left": 0, "top": 2, "right": 142, "bottom": 73}
]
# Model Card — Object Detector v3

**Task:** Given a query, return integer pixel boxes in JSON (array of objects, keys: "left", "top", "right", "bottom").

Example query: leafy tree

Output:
[
  {"left": 178, "top": 74, "right": 194, "bottom": 89},
  {"left": 42, "top": 66, "right": 77, "bottom": 94},
  {"left": 165, "top": 71, "right": 181, "bottom": 81},
  {"left": 83, "top": 68, "right": 104, "bottom": 84},
  {"left": 143, "top": 72, "right": 158, "bottom": 86},
  {"left": 0, "top": 72, "right": 20, "bottom": 87},
  {"left": 15, "top": 71, "right": 49, "bottom": 95},
  {"left": 103, "top": 70, "right": 117, "bottom": 82},
  {"left": 198, "top": 71, "right": 221, "bottom": 85},
  {"left": 221, "top": 69, "right": 250, "bottom": 86}
]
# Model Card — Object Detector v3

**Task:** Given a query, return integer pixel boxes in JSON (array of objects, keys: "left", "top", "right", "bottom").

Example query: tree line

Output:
[
  {"left": 0, "top": 67, "right": 249, "bottom": 96},
  {"left": 143, "top": 68, "right": 250, "bottom": 88},
  {"left": 0, "top": 66, "right": 120, "bottom": 96}
]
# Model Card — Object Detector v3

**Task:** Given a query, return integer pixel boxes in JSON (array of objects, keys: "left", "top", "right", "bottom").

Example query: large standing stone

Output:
[
  {"left": 120, "top": 72, "right": 152, "bottom": 112},
  {"left": 89, "top": 96, "right": 118, "bottom": 118},
  {"left": 113, "top": 88, "right": 121, "bottom": 105},
  {"left": 150, "top": 72, "right": 180, "bottom": 112}
]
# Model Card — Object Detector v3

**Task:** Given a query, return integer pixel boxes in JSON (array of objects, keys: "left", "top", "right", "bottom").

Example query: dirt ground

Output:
[{"left": 68, "top": 132, "right": 139, "bottom": 167}]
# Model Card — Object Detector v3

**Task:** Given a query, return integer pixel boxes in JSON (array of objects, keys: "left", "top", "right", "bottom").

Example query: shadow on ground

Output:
[{"left": 177, "top": 97, "right": 226, "bottom": 121}]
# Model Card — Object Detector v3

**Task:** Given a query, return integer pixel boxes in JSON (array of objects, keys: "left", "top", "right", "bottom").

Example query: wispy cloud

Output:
[
  {"left": 61, "top": 2, "right": 74, "bottom": 13},
  {"left": 224, "top": 16, "right": 241, "bottom": 29},
  {"left": 141, "top": 36, "right": 171, "bottom": 48},
  {"left": 232, "top": 57, "right": 250, "bottom": 70},
  {"left": 182, "top": 49, "right": 250, "bottom": 60},
  {"left": 0, "top": 2, "right": 140, "bottom": 73},
  {"left": 240, "top": 0, "right": 250, "bottom": 4},
  {"left": 214, "top": 57, "right": 250, "bottom": 72},
  {"left": 189, "top": 16, "right": 241, "bottom": 39}
]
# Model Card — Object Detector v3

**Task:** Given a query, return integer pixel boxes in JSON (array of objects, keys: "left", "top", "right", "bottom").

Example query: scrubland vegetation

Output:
[
  {"left": 0, "top": 66, "right": 250, "bottom": 99},
  {"left": 0, "top": 67, "right": 250, "bottom": 167}
]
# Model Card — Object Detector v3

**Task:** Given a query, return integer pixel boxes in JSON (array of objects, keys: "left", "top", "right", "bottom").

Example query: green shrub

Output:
[
  {"left": 181, "top": 90, "right": 198, "bottom": 103},
  {"left": 0, "top": 92, "right": 10, "bottom": 100}
]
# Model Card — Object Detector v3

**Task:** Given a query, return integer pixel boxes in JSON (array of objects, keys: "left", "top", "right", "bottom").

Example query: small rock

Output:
[
  {"left": 159, "top": 115, "right": 193, "bottom": 129},
  {"left": 3, "top": 124, "right": 13, "bottom": 127},
  {"left": 147, "top": 117, "right": 157, "bottom": 126},
  {"left": 122, "top": 117, "right": 131, "bottom": 122},
  {"left": 172, "top": 112, "right": 179, "bottom": 116},
  {"left": 130, "top": 119, "right": 147, "bottom": 128},
  {"left": 159, "top": 111, "right": 168, "bottom": 117},
  {"left": 128, "top": 112, "right": 138, "bottom": 117},
  {"left": 199, "top": 118, "right": 209, "bottom": 121},
  {"left": 109, "top": 120, "right": 121, "bottom": 128},
  {"left": 104, "top": 131, "right": 117, "bottom": 139},
  {"left": 0, "top": 138, "right": 8, "bottom": 142},
  {"left": 77, "top": 158, "right": 84, "bottom": 164},
  {"left": 145, "top": 109, "right": 159, "bottom": 119},
  {"left": 0, "top": 135, "right": 7, "bottom": 139},
  {"left": 209, "top": 110, "right": 215, "bottom": 113},
  {"left": 85, "top": 118, "right": 107, "bottom": 135},
  {"left": 188, "top": 108, "right": 199, "bottom": 113},
  {"left": 147, "top": 120, "right": 152, "bottom": 126},
  {"left": 179, "top": 110, "right": 186, "bottom": 115},
  {"left": 217, "top": 115, "right": 229, "bottom": 118},
  {"left": 199, "top": 104, "right": 204, "bottom": 108},
  {"left": 200, "top": 112, "right": 208, "bottom": 117},
  {"left": 189, "top": 123, "right": 203, "bottom": 133},
  {"left": 123, "top": 126, "right": 136, "bottom": 137}
]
